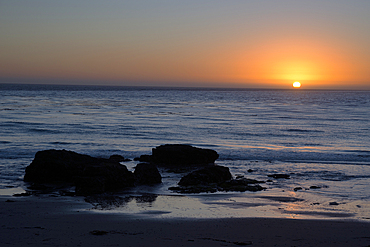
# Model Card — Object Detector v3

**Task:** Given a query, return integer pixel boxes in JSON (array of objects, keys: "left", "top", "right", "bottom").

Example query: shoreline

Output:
[{"left": 1, "top": 195, "right": 370, "bottom": 247}]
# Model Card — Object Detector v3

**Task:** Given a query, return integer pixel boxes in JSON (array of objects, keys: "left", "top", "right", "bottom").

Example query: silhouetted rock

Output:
[
  {"left": 134, "top": 155, "right": 152, "bottom": 163},
  {"left": 75, "top": 161, "right": 135, "bottom": 195},
  {"left": 149, "top": 144, "right": 219, "bottom": 166},
  {"left": 134, "top": 163, "right": 162, "bottom": 185},
  {"left": 109, "top": 154, "right": 131, "bottom": 162},
  {"left": 24, "top": 149, "right": 135, "bottom": 195},
  {"left": 178, "top": 166, "right": 232, "bottom": 186},
  {"left": 267, "top": 174, "right": 290, "bottom": 179},
  {"left": 219, "top": 178, "right": 265, "bottom": 192},
  {"left": 170, "top": 166, "right": 266, "bottom": 194}
]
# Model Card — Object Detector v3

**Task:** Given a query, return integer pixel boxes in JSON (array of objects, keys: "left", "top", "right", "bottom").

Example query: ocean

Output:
[{"left": 1, "top": 83, "right": 369, "bottom": 220}]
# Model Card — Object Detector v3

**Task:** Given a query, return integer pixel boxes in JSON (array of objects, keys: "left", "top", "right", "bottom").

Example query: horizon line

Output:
[{"left": 1, "top": 82, "right": 369, "bottom": 91}]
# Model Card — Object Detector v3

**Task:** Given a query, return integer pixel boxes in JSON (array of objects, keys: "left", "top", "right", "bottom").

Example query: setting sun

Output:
[{"left": 293, "top": 81, "right": 301, "bottom": 88}]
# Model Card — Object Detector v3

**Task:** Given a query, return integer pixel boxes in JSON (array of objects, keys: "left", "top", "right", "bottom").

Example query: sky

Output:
[{"left": 1, "top": 0, "right": 369, "bottom": 89}]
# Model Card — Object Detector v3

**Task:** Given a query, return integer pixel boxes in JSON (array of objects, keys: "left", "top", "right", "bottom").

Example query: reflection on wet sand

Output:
[
  {"left": 85, "top": 194, "right": 158, "bottom": 210},
  {"left": 82, "top": 192, "right": 370, "bottom": 221}
]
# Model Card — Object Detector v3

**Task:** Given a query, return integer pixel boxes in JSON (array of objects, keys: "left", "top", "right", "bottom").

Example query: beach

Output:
[{"left": 1, "top": 195, "right": 370, "bottom": 247}]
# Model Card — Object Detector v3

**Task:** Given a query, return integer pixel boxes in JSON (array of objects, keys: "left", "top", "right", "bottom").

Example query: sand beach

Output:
[{"left": 1, "top": 195, "right": 370, "bottom": 247}]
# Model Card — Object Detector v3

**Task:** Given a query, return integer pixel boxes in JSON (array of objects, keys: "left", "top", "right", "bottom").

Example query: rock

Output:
[
  {"left": 108, "top": 154, "right": 130, "bottom": 162},
  {"left": 75, "top": 176, "right": 106, "bottom": 195},
  {"left": 267, "top": 174, "right": 290, "bottom": 179},
  {"left": 329, "top": 201, "right": 339, "bottom": 206},
  {"left": 170, "top": 176, "right": 265, "bottom": 194},
  {"left": 75, "top": 161, "right": 135, "bottom": 195},
  {"left": 24, "top": 150, "right": 135, "bottom": 195},
  {"left": 168, "top": 165, "right": 231, "bottom": 193},
  {"left": 134, "top": 155, "right": 152, "bottom": 163},
  {"left": 294, "top": 187, "right": 303, "bottom": 191},
  {"left": 218, "top": 178, "right": 265, "bottom": 192},
  {"left": 178, "top": 166, "right": 232, "bottom": 186},
  {"left": 170, "top": 166, "right": 265, "bottom": 194},
  {"left": 134, "top": 163, "right": 162, "bottom": 185},
  {"left": 151, "top": 144, "right": 219, "bottom": 166},
  {"left": 24, "top": 149, "right": 101, "bottom": 183},
  {"left": 310, "top": 185, "right": 321, "bottom": 189}
]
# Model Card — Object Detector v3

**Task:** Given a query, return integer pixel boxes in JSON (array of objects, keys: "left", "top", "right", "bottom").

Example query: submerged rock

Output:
[
  {"left": 135, "top": 144, "right": 219, "bottom": 166},
  {"left": 24, "top": 149, "right": 135, "bottom": 195}
]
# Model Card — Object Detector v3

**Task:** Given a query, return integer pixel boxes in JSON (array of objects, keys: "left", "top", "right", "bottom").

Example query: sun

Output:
[{"left": 292, "top": 81, "right": 301, "bottom": 88}]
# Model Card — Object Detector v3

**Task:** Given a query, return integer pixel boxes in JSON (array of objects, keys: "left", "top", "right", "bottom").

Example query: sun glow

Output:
[{"left": 293, "top": 81, "right": 301, "bottom": 88}]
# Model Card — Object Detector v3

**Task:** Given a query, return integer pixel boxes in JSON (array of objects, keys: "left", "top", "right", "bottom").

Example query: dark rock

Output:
[
  {"left": 247, "top": 169, "right": 254, "bottom": 173},
  {"left": 24, "top": 150, "right": 135, "bottom": 195},
  {"left": 134, "top": 155, "right": 153, "bottom": 163},
  {"left": 151, "top": 144, "right": 219, "bottom": 166},
  {"left": 134, "top": 163, "right": 162, "bottom": 185},
  {"left": 75, "top": 162, "right": 135, "bottom": 195},
  {"left": 218, "top": 178, "right": 265, "bottom": 192},
  {"left": 310, "top": 185, "right": 321, "bottom": 189},
  {"left": 170, "top": 166, "right": 265, "bottom": 194},
  {"left": 267, "top": 174, "right": 290, "bottom": 179},
  {"left": 24, "top": 149, "right": 101, "bottom": 183},
  {"left": 108, "top": 154, "right": 130, "bottom": 162},
  {"left": 294, "top": 187, "right": 303, "bottom": 191},
  {"left": 75, "top": 176, "right": 106, "bottom": 195},
  {"left": 329, "top": 201, "right": 339, "bottom": 206},
  {"left": 178, "top": 166, "right": 232, "bottom": 186}
]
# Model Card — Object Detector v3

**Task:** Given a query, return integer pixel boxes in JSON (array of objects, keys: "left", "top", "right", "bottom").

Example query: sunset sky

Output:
[{"left": 1, "top": 1, "right": 369, "bottom": 89}]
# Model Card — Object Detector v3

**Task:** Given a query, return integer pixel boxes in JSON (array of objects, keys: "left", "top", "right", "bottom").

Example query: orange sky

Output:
[{"left": 1, "top": 1, "right": 369, "bottom": 89}]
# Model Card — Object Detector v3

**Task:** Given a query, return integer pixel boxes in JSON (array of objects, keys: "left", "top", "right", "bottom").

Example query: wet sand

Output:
[{"left": 1, "top": 196, "right": 370, "bottom": 247}]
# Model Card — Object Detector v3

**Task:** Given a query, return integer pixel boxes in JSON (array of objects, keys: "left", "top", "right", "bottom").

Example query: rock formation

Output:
[
  {"left": 134, "top": 163, "right": 162, "bottom": 185},
  {"left": 135, "top": 144, "right": 219, "bottom": 166},
  {"left": 24, "top": 149, "right": 134, "bottom": 195}
]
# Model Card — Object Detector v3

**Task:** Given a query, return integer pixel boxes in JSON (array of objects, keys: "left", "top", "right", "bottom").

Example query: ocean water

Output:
[{"left": 1, "top": 84, "right": 370, "bottom": 220}]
